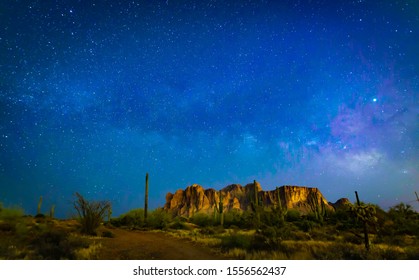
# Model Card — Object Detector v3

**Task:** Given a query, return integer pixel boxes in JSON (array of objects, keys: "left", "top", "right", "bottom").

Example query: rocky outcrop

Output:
[
  {"left": 164, "top": 182, "right": 336, "bottom": 217},
  {"left": 329, "top": 198, "right": 351, "bottom": 210}
]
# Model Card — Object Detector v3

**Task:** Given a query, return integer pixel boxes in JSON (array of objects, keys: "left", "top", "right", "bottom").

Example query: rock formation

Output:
[
  {"left": 328, "top": 198, "right": 351, "bottom": 210},
  {"left": 164, "top": 182, "right": 344, "bottom": 217}
]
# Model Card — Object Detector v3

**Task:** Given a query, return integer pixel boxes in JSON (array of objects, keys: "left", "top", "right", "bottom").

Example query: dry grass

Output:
[{"left": 74, "top": 242, "right": 102, "bottom": 260}]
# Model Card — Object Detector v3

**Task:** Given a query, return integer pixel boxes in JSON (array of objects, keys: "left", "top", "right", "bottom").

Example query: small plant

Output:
[
  {"left": 49, "top": 205, "right": 55, "bottom": 219},
  {"left": 73, "top": 192, "right": 111, "bottom": 235},
  {"left": 37, "top": 196, "right": 43, "bottom": 215}
]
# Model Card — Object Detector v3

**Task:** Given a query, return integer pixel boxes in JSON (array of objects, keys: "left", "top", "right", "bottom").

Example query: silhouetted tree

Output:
[{"left": 73, "top": 192, "right": 111, "bottom": 235}]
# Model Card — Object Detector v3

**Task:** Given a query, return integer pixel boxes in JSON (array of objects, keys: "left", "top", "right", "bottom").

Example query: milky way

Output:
[{"left": 1, "top": 0, "right": 418, "bottom": 217}]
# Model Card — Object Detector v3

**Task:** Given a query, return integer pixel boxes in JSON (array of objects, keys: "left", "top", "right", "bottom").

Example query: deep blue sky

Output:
[{"left": 1, "top": 0, "right": 418, "bottom": 217}]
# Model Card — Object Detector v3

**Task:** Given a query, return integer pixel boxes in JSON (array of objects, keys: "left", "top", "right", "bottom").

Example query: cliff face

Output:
[{"left": 164, "top": 182, "right": 336, "bottom": 217}]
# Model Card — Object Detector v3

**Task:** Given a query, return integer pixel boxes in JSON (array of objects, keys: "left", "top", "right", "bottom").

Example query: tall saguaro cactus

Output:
[
  {"left": 276, "top": 187, "right": 286, "bottom": 222},
  {"left": 144, "top": 173, "right": 149, "bottom": 221},
  {"left": 308, "top": 195, "right": 326, "bottom": 222},
  {"left": 253, "top": 180, "right": 259, "bottom": 208},
  {"left": 214, "top": 190, "right": 224, "bottom": 227},
  {"left": 252, "top": 180, "right": 260, "bottom": 227},
  {"left": 355, "top": 191, "right": 370, "bottom": 251},
  {"left": 218, "top": 191, "right": 224, "bottom": 227}
]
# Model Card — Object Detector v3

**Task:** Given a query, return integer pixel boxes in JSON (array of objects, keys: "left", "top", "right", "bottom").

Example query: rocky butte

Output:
[{"left": 164, "top": 181, "right": 349, "bottom": 217}]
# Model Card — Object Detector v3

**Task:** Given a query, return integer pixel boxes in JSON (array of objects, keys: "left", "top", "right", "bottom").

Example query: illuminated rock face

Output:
[{"left": 164, "top": 182, "right": 341, "bottom": 217}]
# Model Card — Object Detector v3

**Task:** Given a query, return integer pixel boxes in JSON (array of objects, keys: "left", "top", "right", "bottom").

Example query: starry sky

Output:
[{"left": 0, "top": 0, "right": 418, "bottom": 217}]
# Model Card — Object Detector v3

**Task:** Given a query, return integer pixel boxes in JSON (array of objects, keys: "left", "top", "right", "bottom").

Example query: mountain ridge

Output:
[{"left": 164, "top": 182, "right": 349, "bottom": 217}]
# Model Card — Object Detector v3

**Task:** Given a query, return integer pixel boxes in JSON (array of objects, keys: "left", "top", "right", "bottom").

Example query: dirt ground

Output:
[{"left": 97, "top": 228, "right": 225, "bottom": 260}]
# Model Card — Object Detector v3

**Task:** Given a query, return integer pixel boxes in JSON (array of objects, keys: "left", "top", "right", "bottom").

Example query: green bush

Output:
[
  {"left": 223, "top": 209, "right": 243, "bottom": 228},
  {"left": 30, "top": 227, "right": 89, "bottom": 259},
  {"left": 220, "top": 233, "right": 253, "bottom": 251},
  {"left": 147, "top": 208, "right": 171, "bottom": 229},
  {"left": 286, "top": 209, "right": 300, "bottom": 222},
  {"left": 112, "top": 208, "right": 145, "bottom": 228},
  {"left": 295, "top": 219, "right": 317, "bottom": 232},
  {"left": 167, "top": 219, "right": 188, "bottom": 230},
  {"left": 0, "top": 204, "right": 24, "bottom": 233},
  {"left": 191, "top": 213, "right": 214, "bottom": 227}
]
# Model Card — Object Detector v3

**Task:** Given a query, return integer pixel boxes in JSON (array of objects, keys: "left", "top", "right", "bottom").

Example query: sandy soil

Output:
[{"left": 97, "top": 228, "right": 225, "bottom": 260}]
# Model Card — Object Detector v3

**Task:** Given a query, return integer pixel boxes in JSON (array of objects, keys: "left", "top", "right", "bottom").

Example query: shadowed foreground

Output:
[{"left": 98, "top": 228, "right": 225, "bottom": 260}]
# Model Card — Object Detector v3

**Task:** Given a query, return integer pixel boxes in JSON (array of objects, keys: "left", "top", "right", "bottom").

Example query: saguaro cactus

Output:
[
  {"left": 144, "top": 173, "right": 149, "bottom": 221},
  {"left": 218, "top": 191, "right": 224, "bottom": 226},
  {"left": 252, "top": 180, "right": 260, "bottom": 227},
  {"left": 214, "top": 190, "right": 224, "bottom": 227},
  {"left": 276, "top": 187, "right": 286, "bottom": 222},
  {"left": 354, "top": 191, "right": 371, "bottom": 251},
  {"left": 308, "top": 194, "right": 325, "bottom": 222},
  {"left": 253, "top": 180, "right": 259, "bottom": 208}
]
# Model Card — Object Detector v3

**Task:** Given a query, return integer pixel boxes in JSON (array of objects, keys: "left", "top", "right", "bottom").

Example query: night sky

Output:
[{"left": 1, "top": 0, "right": 418, "bottom": 217}]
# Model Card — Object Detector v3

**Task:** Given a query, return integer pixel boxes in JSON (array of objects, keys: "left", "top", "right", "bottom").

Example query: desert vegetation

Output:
[
  {"left": 0, "top": 193, "right": 418, "bottom": 259},
  {"left": 108, "top": 200, "right": 419, "bottom": 260}
]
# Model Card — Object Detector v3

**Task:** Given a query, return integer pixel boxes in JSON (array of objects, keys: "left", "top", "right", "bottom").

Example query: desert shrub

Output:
[
  {"left": 191, "top": 213, "right": 214, "bottom": 227},
  {"left": 252, "top": 224, "right": 303, "bottom": 251},
  {"left": 328, "top": 208, "right": 359, "bottom": 229},
  {"left": 374, "top": 203, "right": 419, "bottom": 242},
  {"left": 147, "top": 208, "right": 171, "bottom": 229},
  {"left": 295, "top": 219, "right": 317, "bottom": 232},
  {"left": 239, "top": 211, "right": 257, "bottom": 228},
  {"left": 341, "top": 232, "right": 363, "bottom": 245},
  {"left": 167, "top": 219, "right": 188, "bottom": 230},
  {"left": 73, "top": 192, "right": 111, "bottom": 235},
  {"left": 285, "top": 209, "right": 300, "bottom": 222},
  {"left": 74, "top": 242, "right": 102, "bottom": 260},
  {"left": 0, "top": 204, "right": 24, "bottom": 232},
  {"left": 220, "top": 232, "right": 253, "bottom": 251},
  {"left": 308, "top": 242, "right": 363, "bottom": 260},
  {"left": 378, "top": 247, "right": 406, "bottom": 260},
  {"left": 256, "top": 226, "right": 282, "bottom": 250},
  {"left": 0, "top": 204, "right": 24, "bottom": 221},
  {"left": 112, "top": 208, "right": 145, "bottom": 228},
  {"left": 375, "top": 233, "right": 411, "bottom": 247},
  {"left": 306, "top": 226, "right": 337, "bottom": 242},
  {"left": 223, "top": 209, "right": 243, "bottom": 228},
  {"left": 405, "top": 246, "right": 419, "bottom": 260},
  {"left": 199, "top": 227, "right": 216, "bottom": 235},
  {"left": 305, "top": 212, "right": 323, "bottom": 223},
  {"left": 198, "top": 226, "right": 224, "bottom": 235},
  {"left": 277, "top": 223, "right": 299, "bottom": 240},
  {"left": 260, "top": 209, "right": 286, "bottom": 228},
  {"left": 30, "top": 227, "right": 89, "bottom": 259},
  {"left": 101, "top": 230, "right": 115, "bottom": 238}
]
